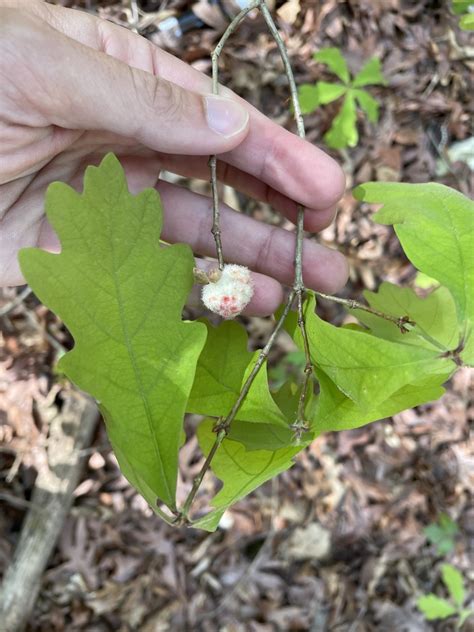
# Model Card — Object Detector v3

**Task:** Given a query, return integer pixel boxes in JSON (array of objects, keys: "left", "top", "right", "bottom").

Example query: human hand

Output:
[{"left": 0, "top": 0, "right": 348, "bottom": 315}]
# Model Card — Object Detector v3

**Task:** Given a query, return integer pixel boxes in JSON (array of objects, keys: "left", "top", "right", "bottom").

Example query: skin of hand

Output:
[{"left": 0, "top": 0, "right": 348, "bottom": 316}]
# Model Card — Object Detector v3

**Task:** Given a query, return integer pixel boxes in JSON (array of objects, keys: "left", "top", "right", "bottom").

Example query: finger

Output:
[
  {"left": 21, "top": 1, "right": 345, "bottom": 211},
  {"left": 158, "top": 154, "right": 338, "bottom": 232},
  {"left": 191, "top": 259, "right": 284, "bottom": 317},
  {"left": 3, "top": 7, "right": 249, "bottom": 154},
  {"left": 156, "top": 181, "right": 348, "bottom": 293}
]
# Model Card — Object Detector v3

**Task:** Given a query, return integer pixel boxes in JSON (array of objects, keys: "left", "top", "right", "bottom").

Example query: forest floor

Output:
[{"left": 0, "top": 0, "right": 473, "bottom": 630}]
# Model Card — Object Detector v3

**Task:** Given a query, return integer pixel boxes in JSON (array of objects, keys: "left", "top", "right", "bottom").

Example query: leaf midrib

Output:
[{"left": 108, "top": 190, "right": 173, "bottom": 506}]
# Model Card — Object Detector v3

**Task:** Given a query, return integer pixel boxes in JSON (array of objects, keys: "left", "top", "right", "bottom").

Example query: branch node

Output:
[
  {"left": 290, "top": 419, "right": 310, "bottom": 445},
  {"left": 193, "top": 267, "right": 210, "bottom": 285}
]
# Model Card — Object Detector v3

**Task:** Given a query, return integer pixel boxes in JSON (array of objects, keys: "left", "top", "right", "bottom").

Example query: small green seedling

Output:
[
  {"left": 298, "top": 47, "right": 387, "bottom": 149},
  {"left": 424, "top": 513, "right": 459, "bottom": 555},
  {"left": 452, "top": 1, "right": 474, "bottom": 30},
  {"left": 417, "top": 564, "right": 473, "bottom": 628}
]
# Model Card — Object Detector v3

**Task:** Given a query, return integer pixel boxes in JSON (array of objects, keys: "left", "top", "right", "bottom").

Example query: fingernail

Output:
[{"left": 205, "top": 96, "right": 249, "bottom": 137}]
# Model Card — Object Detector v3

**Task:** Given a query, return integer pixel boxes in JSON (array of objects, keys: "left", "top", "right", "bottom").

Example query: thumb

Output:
[{"left": 14, "top": 11, "right": 250, "bottom": 154}]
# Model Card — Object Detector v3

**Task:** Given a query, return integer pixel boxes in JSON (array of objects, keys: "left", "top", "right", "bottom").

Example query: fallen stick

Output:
[{"left": 0, "top": 390, "right": 99, "bottom": 632}]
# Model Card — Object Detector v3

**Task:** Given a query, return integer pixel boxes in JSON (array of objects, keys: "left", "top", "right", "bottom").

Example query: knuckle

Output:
[
  {"left": 134, "top": 68, "right": 184, "bottom": 122},
  {"left": 256, "top": 225, "right": 280, "bottom": 273}
]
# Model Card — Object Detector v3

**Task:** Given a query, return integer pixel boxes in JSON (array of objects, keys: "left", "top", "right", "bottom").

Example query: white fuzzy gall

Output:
[{"left": 201, "top": 264, "right": 254, "bottom": 319}]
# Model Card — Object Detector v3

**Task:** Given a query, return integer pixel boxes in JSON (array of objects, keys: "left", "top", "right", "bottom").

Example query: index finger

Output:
[{"left": 23, "top": 0, "right": 345, "bottom": 211}]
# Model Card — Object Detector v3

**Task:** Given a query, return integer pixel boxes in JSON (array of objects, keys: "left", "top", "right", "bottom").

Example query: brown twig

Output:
[
  {"left": 0, "top": 286, "right": 32, "bottom": 318},
  {"left": 177, "top": 0, "right": 315, "bottom": 524},
  {"left": 259, "top": 0, "right": 313, "bottom": 441},
  {"left": 315, "top": 291, "right": 414, "bottom": 333},
  {"left": 209, "top": 0, "right": 260, "bottom": 269},
  {"left": 177, "top": 290, "right": 296, "bottom": 524}
]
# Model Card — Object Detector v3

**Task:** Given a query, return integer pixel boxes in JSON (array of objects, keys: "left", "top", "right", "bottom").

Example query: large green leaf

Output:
[
  {"left": 227, "top": 419, "right": 297, "bottom": 451},
  {"left": 187, "top": 320, "right": 287, "bottom": 426},
  {"left": 19, "top": 154, "right": 207, "bottom": 509},
  {"left": 290, "top": 294, "right": 454, "bottom": 411},
  {"left": 324, "top": 92, "right": 358, "bottom": 149},
  {"left": 192, "top": 419, "right": 303, "bottom": 531},
  {"left": 353, "top": 182, "right": 474, "bottom": 363},
  {"left": 313, "top": 47, "right": 350, "bottom": 83},
  {"left": 354, "top": 283, "right": 460, "bottom": 352},
  {"left": 314, "top": 369, "right": 449, "bottom": 433}
]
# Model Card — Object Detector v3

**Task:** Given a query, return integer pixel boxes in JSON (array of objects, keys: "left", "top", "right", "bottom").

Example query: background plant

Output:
[
  {"left": 452, "top": 0, "right": 474, "bottom": 30},
  {"left": 424, "top": 513, "right": 459, "bottom": 555},
  {"left": 417, "top": 563, "right": 473, "bottom": 628},
  {"left": 297, "top": 47, "right": 387, "bottom": 149}
]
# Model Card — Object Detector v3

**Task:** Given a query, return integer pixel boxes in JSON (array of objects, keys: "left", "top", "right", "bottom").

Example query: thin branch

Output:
[
  {"left": 315, "top": 291, "right": 455, "bottom": 354},
  {"left": 178, "top": 290, "right": 296, "bottom": 523},
  {"left": 259, "top": 1, "right": 313, "bottom": 438},
  {"left": 129, "top": 0, "right": 139, "bottom": 33},
  {"left": 209, "top": 0, "right": 260, "bottom": 269},
  {"left": 154, "top": 504, "right": 181, "bottom": 527},
  {"left": 315, "top": 291, "right": 414, "bottom": 332},
  {"left": 0, "top": 286, "right": 32, "bottom": 318},
  {"left": 178, "top": 0, "right": 312, "bottom": 521}
]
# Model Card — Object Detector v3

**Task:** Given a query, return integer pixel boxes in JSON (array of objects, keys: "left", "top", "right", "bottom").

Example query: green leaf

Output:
[
  {"left": 227, "top": 419, "right": 299, "bottom": 451},
  {"left": 298, "top": 84, "right": 320, "bottom": 114},
  {"left": 19, "top": 154, "right": 207, "bottom": 509},
  {"left": 314, "top": 368, "right": 448, "bottom": 433},
  {"left": 315, "top": 81, "right": 347, "bottom": 105},
  {"left": 313, "top": 47, "right": 350, "bottom": 83},
  {"left": 353, "top": 88, "right": 380, "bottom": 123},
  {"left": 226, "top": 380, "right": 315, "bottom": 450},
  {"left": 424, "top": 513, "right": 459, "bottom": 555},
  {"left": 353, "top": 182, "right": 474, "bottom": 363},
  {"left": 187, "top": 320, "right": 287, "bottom": 427},
  {"left": 417, "top": 595, "right": 457, "bottom": 620},
  {"left": 354, "top": 283, "right": 460, "bottom": 352},
  {"left": 352, "top": 57, "right": 387, "bottom": 87},
  {"left": 460, "top": 12, "right": 474, "bottom": 29},
  {"left": 442, "top": 564, "right": 465, "bottom": 608},
  {"left": 452, "top": 1, "right": 472, "bottom": 15},
  {"left": 192, "top": 419, "right": 303, "bottom": 531},
  {"left": 291, "top": 293, "right": 454, "bottom": 411},
  {"left": 325, "top": 93, "right": 358, "bottom": 149}
]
